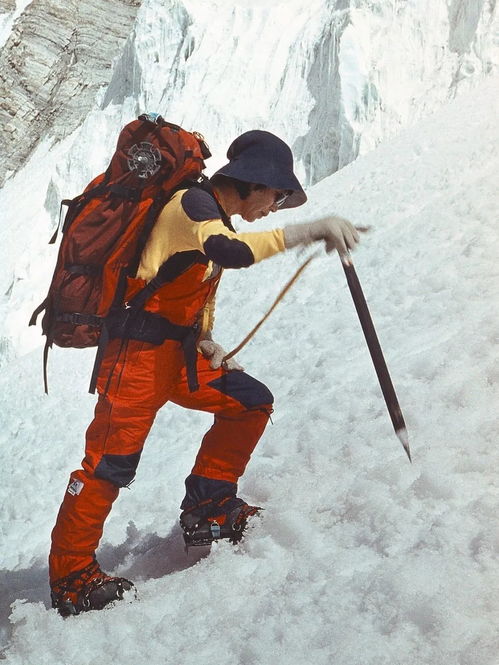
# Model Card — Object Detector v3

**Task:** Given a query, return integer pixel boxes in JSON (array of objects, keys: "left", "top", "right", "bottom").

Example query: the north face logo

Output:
[
  {"left": 127, "top": 141, "right": 162, "bottom": 178},
  {"left": 67, "top": 478, "right": 84, "bottom": 496}
]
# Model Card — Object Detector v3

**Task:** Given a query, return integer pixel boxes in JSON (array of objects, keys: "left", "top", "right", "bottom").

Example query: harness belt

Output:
[{"left": 109, "top": 308, "right": 200, "bottom": 392}]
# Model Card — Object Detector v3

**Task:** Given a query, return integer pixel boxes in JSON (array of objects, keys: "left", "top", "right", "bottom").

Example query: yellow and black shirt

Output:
[{"left": 128, "top": 187, "right": 286, "bottom": 336}]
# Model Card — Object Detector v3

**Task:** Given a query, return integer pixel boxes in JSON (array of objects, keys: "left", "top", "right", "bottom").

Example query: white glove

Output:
[
  {"left": 284, "top": 216, "right": 360, "bottom": 255},
  {"left": 199, "top": 339, "right": 244, "bottom": 371}
]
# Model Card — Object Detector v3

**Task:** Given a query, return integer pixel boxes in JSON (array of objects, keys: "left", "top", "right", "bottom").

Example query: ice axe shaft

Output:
[{"left": 340, "top": 252, "right": 411, "bottom": 462}]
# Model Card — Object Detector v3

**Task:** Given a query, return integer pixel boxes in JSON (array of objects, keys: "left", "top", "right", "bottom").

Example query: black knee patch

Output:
[
  {"left": 95, "top": 451, "right": 142, "bottom": 487},
  {"left": 207, "top": 372, "right": 274, "bottom": 409}
]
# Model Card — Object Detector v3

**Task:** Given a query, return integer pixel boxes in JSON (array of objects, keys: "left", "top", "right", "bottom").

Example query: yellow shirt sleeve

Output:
[{"left": 137, "top": 189, "right": 285, "bottom": 282}]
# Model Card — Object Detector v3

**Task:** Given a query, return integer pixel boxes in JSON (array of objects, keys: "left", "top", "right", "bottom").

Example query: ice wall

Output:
[
  {"left": 100, "top": 0, "right": 499, "bottom": 184},
  {"left": 0, "top": 0, "right": 497, "bottom": 187}
]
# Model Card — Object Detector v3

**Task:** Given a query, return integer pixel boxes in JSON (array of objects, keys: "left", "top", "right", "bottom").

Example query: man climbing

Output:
[{"left": 49, "top": 128, "right": 359, "bottom": 616}]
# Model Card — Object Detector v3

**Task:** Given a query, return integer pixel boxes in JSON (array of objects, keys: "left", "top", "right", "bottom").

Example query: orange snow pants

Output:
[{"left": 49, "top": 338, "right": 273, "bottom": 583}]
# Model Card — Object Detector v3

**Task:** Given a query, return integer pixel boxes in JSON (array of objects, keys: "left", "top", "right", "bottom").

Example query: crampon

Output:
[
  {"left": 180, "top": 497, "right": 261, "bottom": 547},
  {"left": 50, "top": 559, "right": 135, "bottom": 617}
]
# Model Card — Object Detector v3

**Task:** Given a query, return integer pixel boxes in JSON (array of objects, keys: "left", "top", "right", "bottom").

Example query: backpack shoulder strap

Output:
[{"left": 183, "top": 175, "right": 234, "bottom": 231}]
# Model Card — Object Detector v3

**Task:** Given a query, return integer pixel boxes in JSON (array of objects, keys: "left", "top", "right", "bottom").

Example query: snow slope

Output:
[{"left": 1, "top": 77, "right": 498, "bottom": 664}]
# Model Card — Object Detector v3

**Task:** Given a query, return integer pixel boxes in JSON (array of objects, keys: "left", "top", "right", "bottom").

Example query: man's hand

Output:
[
  {"left": 199, "top": 339, "right": 244, "bottom": 371},
  {"left": 283, "top": 216, "right": 360, "bottom": 255}
]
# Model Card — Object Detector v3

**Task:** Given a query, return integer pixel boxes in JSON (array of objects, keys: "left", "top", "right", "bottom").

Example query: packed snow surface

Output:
[{"left": 1, "top": 78, "right": 498, "bottom": 664}]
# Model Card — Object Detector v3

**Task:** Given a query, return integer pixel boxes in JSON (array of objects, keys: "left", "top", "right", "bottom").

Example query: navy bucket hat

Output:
[{"left": 213, "top": 130, "right": 307, "bottom": 209}]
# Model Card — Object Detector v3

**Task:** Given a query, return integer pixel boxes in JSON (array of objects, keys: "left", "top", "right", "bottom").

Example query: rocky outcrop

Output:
[
  {"left": 0, "top": 0, "right": 16, "bottom": 13},
  {"left": 0, "top": 0, "right": 142, "bottom": 185}
]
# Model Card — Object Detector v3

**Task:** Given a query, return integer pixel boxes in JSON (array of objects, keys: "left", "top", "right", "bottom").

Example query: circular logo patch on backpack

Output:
[{"left": 127, "top": 142, "right": 162, "bottom": 179}]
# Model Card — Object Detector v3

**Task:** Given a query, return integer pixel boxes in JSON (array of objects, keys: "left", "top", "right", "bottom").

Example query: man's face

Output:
[{"left": 238, "top": 187, "right": 285, "bottom": 222}]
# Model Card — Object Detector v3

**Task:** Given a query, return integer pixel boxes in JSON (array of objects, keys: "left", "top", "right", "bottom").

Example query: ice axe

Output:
[{"left": 340, "top": 251, "right": 411, "bottom": 462}]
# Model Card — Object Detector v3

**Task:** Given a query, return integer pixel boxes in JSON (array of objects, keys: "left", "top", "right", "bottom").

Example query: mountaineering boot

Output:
[
  {"left": 180, "top": 496, "right": 261, "bottom": 547},
  {"left": 50, "top": 559, "right": 135, "bottom": 617}
]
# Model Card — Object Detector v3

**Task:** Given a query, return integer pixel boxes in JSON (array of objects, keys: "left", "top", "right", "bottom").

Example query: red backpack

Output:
[{"left": 30, "top": 113, "right": 211, "bottom": 392}]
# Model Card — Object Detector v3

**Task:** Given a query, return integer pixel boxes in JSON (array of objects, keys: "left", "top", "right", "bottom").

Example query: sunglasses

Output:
[{"left": 274, "top": 191, "right": 291, "bottom": 208}]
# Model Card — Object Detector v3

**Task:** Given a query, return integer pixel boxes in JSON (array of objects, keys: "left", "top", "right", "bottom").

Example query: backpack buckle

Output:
[{"left": 193, "top": 132, "right": 211, "bottom": 159}]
